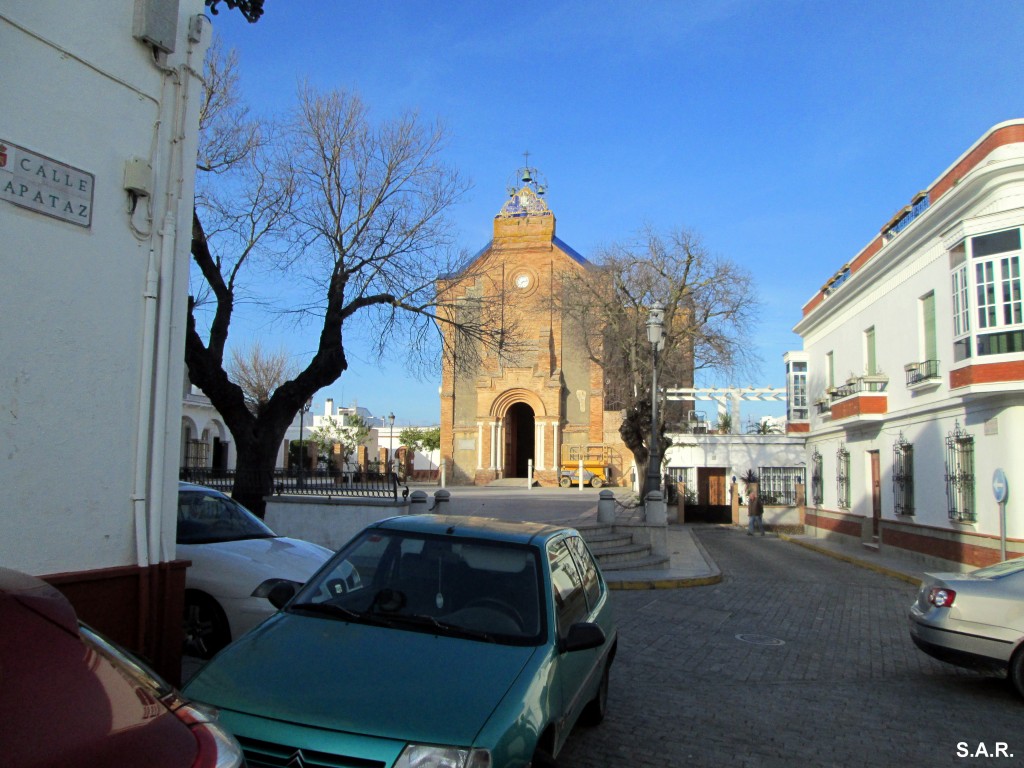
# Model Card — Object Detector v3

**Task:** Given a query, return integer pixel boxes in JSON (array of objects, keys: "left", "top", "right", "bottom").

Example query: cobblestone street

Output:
[{"left": 558, "top": 526, "right": 1023, "bottom": 768}]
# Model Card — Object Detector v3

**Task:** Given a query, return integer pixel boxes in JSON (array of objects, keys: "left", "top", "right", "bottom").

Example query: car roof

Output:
[
  {"left": 371, "top": 514, "right": 576, "bottom": 547},
  {"left": 179, "top": 481, "right": 221, "bottom": 494}
]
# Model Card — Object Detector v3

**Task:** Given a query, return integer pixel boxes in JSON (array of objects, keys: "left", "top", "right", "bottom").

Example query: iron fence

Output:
[{"left": 179, "top": 466, "right": 407, "bottom": 500}]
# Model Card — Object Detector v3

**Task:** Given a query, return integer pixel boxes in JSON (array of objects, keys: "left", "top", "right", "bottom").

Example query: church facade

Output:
[{"left": 438, "top": 171, "right": 631, "bottom": 487}]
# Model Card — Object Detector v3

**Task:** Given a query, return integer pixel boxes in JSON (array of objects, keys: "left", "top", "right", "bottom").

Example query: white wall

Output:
[
  {"left": 265, "top": 497, "right": 410, "bottom": 551},
  {"left": 0, "top": 1, "right": 209, "bottom": 574}
]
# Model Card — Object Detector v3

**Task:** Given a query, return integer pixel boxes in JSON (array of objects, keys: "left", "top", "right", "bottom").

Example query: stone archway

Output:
[
  {"left": 504, "top": 402, "right": 536, "bottom": 477},
  {"left": 488, "top": 388, "right": 548, "bottom": 480}
]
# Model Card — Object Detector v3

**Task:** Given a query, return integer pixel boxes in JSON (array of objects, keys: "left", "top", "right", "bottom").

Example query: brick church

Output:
[{"left": 438, "top": 167, "right": 631, "bottom": 486}]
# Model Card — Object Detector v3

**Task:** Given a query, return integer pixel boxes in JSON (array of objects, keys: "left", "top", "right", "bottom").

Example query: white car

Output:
[{"left": 178, "top": 482, "right": 333, "bottom": 658}]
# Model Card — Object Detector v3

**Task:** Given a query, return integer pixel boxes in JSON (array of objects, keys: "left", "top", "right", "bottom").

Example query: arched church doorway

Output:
[{"left": 503, "top": 402, "right": 536, "bottom": 478}]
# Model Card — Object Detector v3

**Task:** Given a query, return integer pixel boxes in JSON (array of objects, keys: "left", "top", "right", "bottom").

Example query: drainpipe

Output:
[
  {"left": 132, "top": 248, "right": 160, "bottom": 569},
  {"left": 149, "top": 210, "right": 177, "bottom": 565}
]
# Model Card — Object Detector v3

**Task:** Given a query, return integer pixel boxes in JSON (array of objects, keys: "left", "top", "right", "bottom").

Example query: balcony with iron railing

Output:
[
  {"left": 814, "top": 396, "right": 832, "bottom": 417},
  {"left": 826, "top": 373, "right": 889, "bottom": 421},
  {"left": 904, "top": 359, "right": 941, "bottom": 389}
]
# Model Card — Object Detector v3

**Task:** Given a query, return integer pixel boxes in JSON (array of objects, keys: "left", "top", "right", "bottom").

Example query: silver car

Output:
[
  {"left": 178, "top": 482, "right": 333, "bottom": 658},
  {"left": 909, "top": 557, "right": 1024, "bottom": 697}
]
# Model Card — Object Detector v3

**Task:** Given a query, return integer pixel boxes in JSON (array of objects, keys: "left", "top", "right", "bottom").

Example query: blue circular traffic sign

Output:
[{"left": 992, "top": 468, "right": 1008, "bottom": 504}]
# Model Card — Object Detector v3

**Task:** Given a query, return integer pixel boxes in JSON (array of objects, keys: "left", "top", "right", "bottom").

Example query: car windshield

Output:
[
  {"left": 290, "top": 529, "right": 545, "bottom": 646},
  {"left": 177, "top": 489, "right": 277, "bottom": 545},
  {"left": 970, "top": 558, "right": 1024, "bottom": 579}
]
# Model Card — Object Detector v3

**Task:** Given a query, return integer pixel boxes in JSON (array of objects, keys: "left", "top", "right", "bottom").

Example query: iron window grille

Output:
[
  {"left": 944, "top": 422, "right": 976, "bottom": 523},
  {"left": 757, "top": 466, "right": 806, "bottom": 506},
  {"left": 892, "top": 433, "right": 914, "bottom": 516},
  {"left": 836, "top": 444, "right": 851, "bottom": 510},
  {"left": 811, "top": 449, "right": 823, "bottom": 506},
  {"left": 185, "top": 439, "right": 209, "bottom": 468}
]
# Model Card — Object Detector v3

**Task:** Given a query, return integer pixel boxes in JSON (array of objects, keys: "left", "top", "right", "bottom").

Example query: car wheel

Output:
[
  {"left": 591, "top": 477, "right": 603, "bottom": 489},
  {"left": 580, "top": 663, "right": 609, "bottom": 725},
  {"left": 1010, "top": 647, "right": 1024, "bottom": 698},
  {"left": 183, "top": 592, "right": 230, "bottom": 660},
  {"left": 559, "top": 476, "right": 572, "bottom": 488}
]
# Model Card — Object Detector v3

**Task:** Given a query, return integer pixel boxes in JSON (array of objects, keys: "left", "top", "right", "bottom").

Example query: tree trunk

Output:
[
  {"left": 619, "top": 399, "right": 652, "bottom": 497},
  {"left": 230, "top": 432, "right": 284, "bottom": 518}
]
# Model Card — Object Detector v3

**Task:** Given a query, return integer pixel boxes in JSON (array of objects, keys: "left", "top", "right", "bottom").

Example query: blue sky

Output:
[{"left": 207, "top": 0, "right": 1024, "bottom": 427}]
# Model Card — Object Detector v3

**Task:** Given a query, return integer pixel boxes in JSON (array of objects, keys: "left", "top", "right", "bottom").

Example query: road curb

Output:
[
  {"left": 779, "top": 534, "right": 922, "bottom": 586},
  {"left": 608, "top": 572, "right": 723, "bottom": 590},
  {"left": 605, "top": 526, "right": 723, "bottom": 590}
]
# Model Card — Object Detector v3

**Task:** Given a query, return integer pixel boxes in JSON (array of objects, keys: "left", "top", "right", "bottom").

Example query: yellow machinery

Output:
[{"left": 559, "top": 444, "right": 612, "bottom": 488}]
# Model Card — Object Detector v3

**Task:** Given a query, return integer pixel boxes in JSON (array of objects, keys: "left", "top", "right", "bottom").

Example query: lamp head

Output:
[{"left": 646, "top": 302, "right": 666, "bottom": 348}]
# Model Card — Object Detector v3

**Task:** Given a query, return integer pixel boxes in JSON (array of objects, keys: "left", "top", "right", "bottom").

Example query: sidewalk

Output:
[
  {"left": 777, "top": 531, "right": 925, "bottom": 585},
  {"left": 599, "top": 523, "right": 931, "bottom": 591}
]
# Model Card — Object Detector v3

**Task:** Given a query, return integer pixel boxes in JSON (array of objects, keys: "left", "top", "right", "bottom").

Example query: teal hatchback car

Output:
[{"left": 183, "top": 514, "right": 617, "bottom": 768}]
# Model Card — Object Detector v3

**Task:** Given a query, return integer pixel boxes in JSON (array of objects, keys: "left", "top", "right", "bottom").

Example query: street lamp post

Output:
[
  {"left": 298, "top": 397, "right": 313, "bottom": 488},
  {"left": 644, "top": 302, "right": 666, "bottom": 498},
  {"left": 388, "top": 411, "right": 395, "bottom": 480}
]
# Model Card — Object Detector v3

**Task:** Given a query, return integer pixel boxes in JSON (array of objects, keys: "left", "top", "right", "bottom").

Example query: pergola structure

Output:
[{"left": 665, "top": 387, "right": 787, "bottom": 432}]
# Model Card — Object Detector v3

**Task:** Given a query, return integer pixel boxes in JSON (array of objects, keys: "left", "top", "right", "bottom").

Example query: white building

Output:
[
  {"left": 664, "top": 432, "right": 806, "bottom": 524},
  {"left": 1, "top": 1, "right": 211, "bottom": 680},
  {"left": 792, "top": 119, "right": 1024, "bottom": 569},
  {"left": 182, "top": 379, "right": 235, "bottom": 471}
]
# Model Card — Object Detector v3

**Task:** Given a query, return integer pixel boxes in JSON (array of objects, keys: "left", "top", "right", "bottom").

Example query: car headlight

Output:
[
  {"left": 251, "top": 578, "right": 303, "bottom": 599},
  {"left": 394, "top": 744, "right": 491, "bottom": 768}
]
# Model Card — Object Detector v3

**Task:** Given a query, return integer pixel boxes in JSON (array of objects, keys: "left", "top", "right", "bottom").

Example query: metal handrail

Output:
[{"left": 905, "top": 359, "right": 940, "bottom": 386}]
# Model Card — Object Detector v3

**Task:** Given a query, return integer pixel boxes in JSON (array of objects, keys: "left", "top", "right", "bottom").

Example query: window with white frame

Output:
[
  {"left": 787, "top": 360, "right": 808, "bottom": 421},
  {"left": 758, "top": 466, "right": 805, "bottom": 506},
  {"left": 950, "top": 227, "right": 1024, "bottom": 362}
]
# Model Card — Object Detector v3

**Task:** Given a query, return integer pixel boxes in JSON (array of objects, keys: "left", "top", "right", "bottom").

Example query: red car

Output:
[{"left": 0, "top": 567, "right": 244, "bottom": 768}]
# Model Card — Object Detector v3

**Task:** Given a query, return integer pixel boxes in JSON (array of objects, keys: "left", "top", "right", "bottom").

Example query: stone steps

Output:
[{"left": 579, "top": 523, "right": 668, "bottom": 572}]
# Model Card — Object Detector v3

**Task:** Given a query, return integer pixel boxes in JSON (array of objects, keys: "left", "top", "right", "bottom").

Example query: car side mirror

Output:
[
  {"left": 267, "top": 581, "right": 297, "bottom": 609},
  {"left": 562, "top": 621, "right": 606, "bottom": 653}
]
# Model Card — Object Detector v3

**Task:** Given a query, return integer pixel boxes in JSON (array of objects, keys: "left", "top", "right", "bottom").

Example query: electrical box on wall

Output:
[
  {"left": 133, "top": 0, "right": 180, "bottom": 54},
  {"left": 124, "top": 157, "right": 152, "bottom": 197}
]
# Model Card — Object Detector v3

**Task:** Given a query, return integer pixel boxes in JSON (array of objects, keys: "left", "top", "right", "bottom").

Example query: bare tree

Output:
[
  {"left": 227, "top": 342, "right": 295, "bottom": 415},
  {"left": 186, "top": 49, "right": 496, "bottom": 515},
  {"left": 196, "top": 38, "right": 261, "bottom": 178},
  {"left": 558, "top": 226, "right": 759, "bottom": 496}
]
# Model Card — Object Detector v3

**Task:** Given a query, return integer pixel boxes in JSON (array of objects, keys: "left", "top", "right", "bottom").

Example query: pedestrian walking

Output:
[{"left": 747, "top": 488, "right": 765, "bottom": 536}]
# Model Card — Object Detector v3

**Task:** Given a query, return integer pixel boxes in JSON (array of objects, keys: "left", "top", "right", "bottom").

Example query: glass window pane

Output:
[
  {"left": 566, "top": 536, "right": 601, "bottom": 611},
  {"left": 972, "top": 228, "right": 1021, "bottom": 258},
  {"left": 549, "top": 539, "right": 588, "bottom": 636}
]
